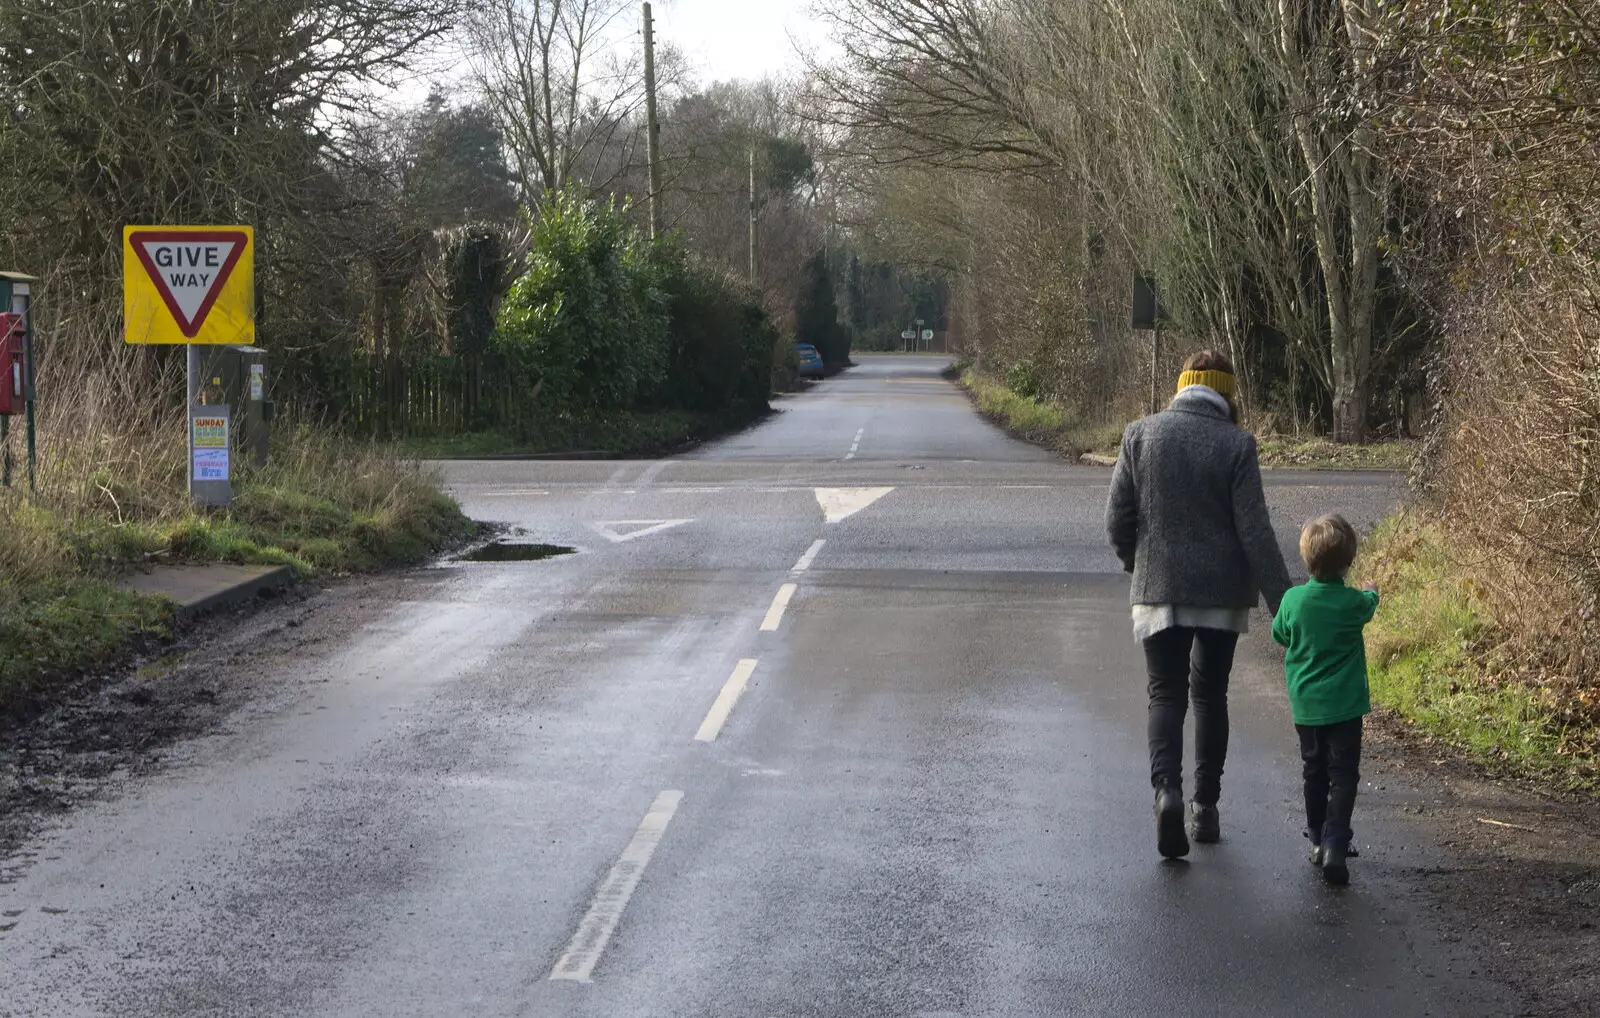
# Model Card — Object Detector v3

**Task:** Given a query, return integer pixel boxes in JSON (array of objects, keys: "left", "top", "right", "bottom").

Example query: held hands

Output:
[{"left": 1361, "top": 581, "right": 1379, "bottom": 596}]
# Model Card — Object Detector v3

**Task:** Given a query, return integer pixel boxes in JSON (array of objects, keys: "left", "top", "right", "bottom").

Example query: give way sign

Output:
[{"left": 123, "top": 225, "right": 255, "bottom": 345}]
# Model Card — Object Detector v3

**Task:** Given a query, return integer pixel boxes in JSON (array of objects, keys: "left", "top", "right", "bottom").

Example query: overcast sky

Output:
[
  {"left": 393, "top": 1, "right": 831, "bottom": 106},
  {"left": 653, "top": 0, "right": 830, "bottom": 84}
]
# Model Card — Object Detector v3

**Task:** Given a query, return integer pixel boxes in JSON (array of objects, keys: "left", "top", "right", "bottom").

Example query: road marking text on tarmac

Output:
[
  {"left": 761, "top": 584, "right": 798, "bottom": 632},
  {"left": 695, "top": 659, "right": 759, "bottom": 742},
  {"left": 792, "top": 540, "right": 826, "bottom": 573},
  {"left": 549, "top": 790, "right": 685, "bottom": 984},
  {"left": 814, "top": 487, "right": 894, "bottom": 523}
]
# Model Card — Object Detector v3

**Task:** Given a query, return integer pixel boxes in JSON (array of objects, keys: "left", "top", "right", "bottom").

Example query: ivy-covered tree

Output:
[{"left": 795, "top": 253, "right": 850, "bottom": 365}]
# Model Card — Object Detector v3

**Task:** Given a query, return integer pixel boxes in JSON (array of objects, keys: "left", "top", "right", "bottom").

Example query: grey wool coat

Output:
[{"left": 1106, "top": 392, "right": 1292, "bottom": 614}]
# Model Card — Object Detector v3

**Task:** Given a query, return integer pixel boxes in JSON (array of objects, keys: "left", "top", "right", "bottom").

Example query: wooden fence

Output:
[{"left": 303, "top": 352, "right": 539, "bottom": 440}]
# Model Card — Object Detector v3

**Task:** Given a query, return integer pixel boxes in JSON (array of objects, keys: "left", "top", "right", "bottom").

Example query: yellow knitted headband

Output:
[{"left": 1178, "top": 369, "right": 1236, "bottom": 398}]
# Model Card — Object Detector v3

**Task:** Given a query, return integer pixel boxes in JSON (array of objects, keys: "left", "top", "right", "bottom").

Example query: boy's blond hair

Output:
[{"left": 1300, "top": 514, "right": 1359, "bottom": 581}]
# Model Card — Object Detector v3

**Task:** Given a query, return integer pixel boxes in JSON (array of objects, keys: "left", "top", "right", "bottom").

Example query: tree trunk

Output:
[
  {"left": 1330, "top": 177, "right": 1380, "bottom": 444},
  {"left": 1332, "top": 375, "right": 1368, "bottom": 445},
  {"left": 1278, "top": 0, "right": 1385, "bottom": 444}
]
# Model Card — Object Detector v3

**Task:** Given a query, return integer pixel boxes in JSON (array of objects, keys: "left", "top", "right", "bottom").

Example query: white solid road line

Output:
[
  {"left": 792, "top": 539, "right": 826, "bottom": 573},
  {"left": 694, "top": 659, "right": 760, "bottom": 742},
  {"left": 549, "top": 790, "right": 685, "bottom": 983},
  {"left": 761, "top": 583, "right": 798, "bottom": 632}
]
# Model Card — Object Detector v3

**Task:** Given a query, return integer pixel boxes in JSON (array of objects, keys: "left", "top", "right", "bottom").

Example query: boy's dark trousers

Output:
[{"left": 1297, "top": 717, "right": 1363, "bottom": 848}]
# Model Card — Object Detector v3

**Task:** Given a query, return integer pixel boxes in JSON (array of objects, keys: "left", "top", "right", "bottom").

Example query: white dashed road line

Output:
[
  {"left": 792, "top": 539, "right": 826, "bottom": 573},
  {"left": 761, "top": 583, "right": 798, "bottom": 632},
  {"left": 694, "top": 659, "right": 759, "bottom": 742},
  {"left": 549, "top": 790, "right": 685, "bottom": 984},
  {"left": 845, "top": 428, "right": 864, "bottom": 460}
]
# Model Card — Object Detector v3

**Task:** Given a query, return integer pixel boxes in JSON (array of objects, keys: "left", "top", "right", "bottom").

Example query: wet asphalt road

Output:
[{"left": 0, "top": 357, "right": 1513, "bottom": 1016}]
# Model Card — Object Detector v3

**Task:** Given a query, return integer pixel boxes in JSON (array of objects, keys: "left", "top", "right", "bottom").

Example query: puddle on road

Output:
[{"left": 458, "top": 542, "right": 576, "bottom": 563}]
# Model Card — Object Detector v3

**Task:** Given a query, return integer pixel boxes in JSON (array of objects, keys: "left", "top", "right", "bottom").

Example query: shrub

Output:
[
  {"left": 493, "top": 191, "right": 780, "bottom": 424},
  {"left": 1005, "top": 360, "right": 1042, "bottom": 399},
  {"left": 494, "top": 189, "right": 668, "bottom": 413},
  {"left": 653, "top": 245, "right": 774, "bottom": 420}
]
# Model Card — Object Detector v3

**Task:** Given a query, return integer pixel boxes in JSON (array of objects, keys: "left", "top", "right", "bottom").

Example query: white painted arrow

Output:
[
  {"left": 814, "top": 488, "right": 894, "bottom": 524},
  {"left": 589, "top": 519, "right": 693, "bottom": 543}
]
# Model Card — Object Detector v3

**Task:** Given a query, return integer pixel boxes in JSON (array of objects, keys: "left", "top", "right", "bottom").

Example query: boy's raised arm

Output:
[{"left": 1358, "top": 587, "right": 1380, "bottom": 624}]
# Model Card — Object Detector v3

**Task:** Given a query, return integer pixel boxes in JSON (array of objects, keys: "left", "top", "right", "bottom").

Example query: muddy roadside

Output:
[
  {"left": 1362, "top": 712, "right": 1600, "bottom": 1017},
  {"left": 0, "top": 568, "right": 453, "bottom": 881}
]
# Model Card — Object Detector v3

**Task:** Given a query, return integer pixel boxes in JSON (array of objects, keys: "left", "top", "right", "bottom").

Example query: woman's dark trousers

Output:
[
  {"left": 1297, "top": 717, "right": 1363, "bottom": 848},
  {"left": 1142, "top": 626, "right": 1239, "bottom": 805}
]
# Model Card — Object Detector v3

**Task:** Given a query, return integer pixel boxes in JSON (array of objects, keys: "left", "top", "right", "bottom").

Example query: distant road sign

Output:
[
  {"left": 921, "top": 329, "right": 934, "bottom": 341},
  {"left": 1131, "top": 271, "right": 1163, "bottom": 330},
  {"left": 124, "top": 226, "right": 255, "bottom": 345},
  {"left": 901, "top": 330, "right": 916, "bottom": 340}
]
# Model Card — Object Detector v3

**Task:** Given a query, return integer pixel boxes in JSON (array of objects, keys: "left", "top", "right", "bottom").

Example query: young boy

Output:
[{"left": 1271, "top": 514, "right": 1380, "bottom": 886}]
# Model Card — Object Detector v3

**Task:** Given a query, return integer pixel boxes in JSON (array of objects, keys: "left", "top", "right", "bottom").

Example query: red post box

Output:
[{"left": 0, "top": 313, "right": 23, "bottom": 416}]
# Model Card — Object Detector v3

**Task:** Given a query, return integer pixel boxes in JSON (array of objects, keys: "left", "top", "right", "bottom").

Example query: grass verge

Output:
[
  {"left": 0, "top": 428, "right": 473, "bottom": 715},
  {"left": 1257, "top": 436, "right": 1416, "bottom": 471},
  {"left": 399, "top": 408, "right": 753, "bottom": 460},
  {"left": 1354, "top": 514, "right": 1600, "bottom": 791},
  {"left": 961, "top": 370, "right": 1415, "bottom": 469},
  {"left": 960, "top": 371, "right": 1124, "bottom": 458}
]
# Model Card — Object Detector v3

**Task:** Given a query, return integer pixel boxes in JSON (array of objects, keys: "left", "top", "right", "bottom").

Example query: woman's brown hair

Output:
[
  {"left": 1183, "top": 349, "right": 1235, "bottom": 375},
  {"left": 1181, "top": 349, "right": 1239, "bottom": 422}
]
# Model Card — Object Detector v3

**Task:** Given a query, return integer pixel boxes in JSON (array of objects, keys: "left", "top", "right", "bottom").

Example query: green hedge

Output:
[{"left": 494, "top": 189, "right": 776, "bottom": 424}]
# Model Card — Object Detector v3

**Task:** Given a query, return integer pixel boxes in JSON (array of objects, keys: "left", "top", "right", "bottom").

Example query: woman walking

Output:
[{"left": 1106, "top": 350, "right": 1292, "bottom": 859}]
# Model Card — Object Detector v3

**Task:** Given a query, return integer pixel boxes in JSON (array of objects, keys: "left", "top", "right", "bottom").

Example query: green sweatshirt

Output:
[{"left": 1271, "top": 577, "right": 1379, "bottom": 726}]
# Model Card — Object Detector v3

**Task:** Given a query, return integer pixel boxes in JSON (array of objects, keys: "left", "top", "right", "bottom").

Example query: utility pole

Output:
[
  {"left": 642, "top": 3, "right": 664, "bottom": 241},
  {"left": 748, "top": 147, "right": 759, "bottom": 289}
]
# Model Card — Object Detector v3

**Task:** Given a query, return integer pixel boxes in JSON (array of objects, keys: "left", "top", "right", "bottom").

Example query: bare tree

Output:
[
  {"left": 809, "top": 0, "right": 1406, "bottom": 439},
  {"left": 1269, "top": 0, "right": 1390, "bottom": 442},
  {"left": 466, "top": 0, "right": 645, "bottom": 197},
  {"left": 0, "top": 0, "right": 464, "bottom": 266}
]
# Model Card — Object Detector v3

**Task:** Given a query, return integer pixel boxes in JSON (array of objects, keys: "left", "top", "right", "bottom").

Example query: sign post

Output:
[
  {"left": 1131, "top": 272, "right": 1163, "bottom": 415},
  {"left": 123, "top": 226, "right": 255, "bottom": 507}
]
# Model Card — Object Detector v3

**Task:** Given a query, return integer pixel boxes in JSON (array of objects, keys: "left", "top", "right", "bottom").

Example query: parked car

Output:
[{"left": 794, "top": 343, "right": 826, "bottom": 379}]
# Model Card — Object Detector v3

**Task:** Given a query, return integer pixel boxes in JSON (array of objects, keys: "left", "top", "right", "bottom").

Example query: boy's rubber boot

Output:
[
  {"left": 1189, "top": 802, "right": 1220, "bottom": 844},
  {"left": 1321, "top": 841, "right": 1350, "bottom": 885},
  {"left": 1155, "top": 787, "right": 1190, "bottom": 859}
]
